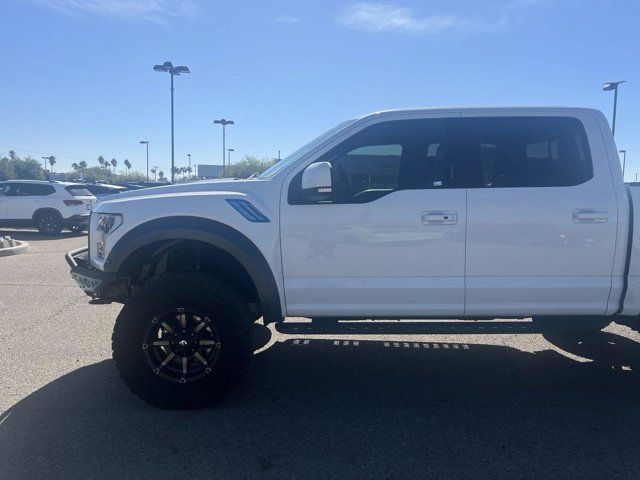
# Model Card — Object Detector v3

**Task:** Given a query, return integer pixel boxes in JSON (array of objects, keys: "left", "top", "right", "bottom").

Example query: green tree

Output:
[
  {"left": 48, "top": 156, "right": 56, "bottom": 173},
  {"left": 158, "top": 170, "right": 165, "bottom": 181},
  {"left": 0, "top": 157, "right": 16, "bottom": 180},
  {"left": 78, "top": 161, "right": 88, "bottom": 176},
  {"left": 123, "top": 159, "right": 131, "bottom": 175},
  {"left": 227, "top": 156, "right": 275, "bottom": 179},
  {"left": 71, "top": 162, "right": 79, "bottom": 174},
  {"left": 98, "top": 156, "right": 105, "bottom": 168},
  {"left": 111, "top": 158, "right": 117, "bottom": 174}
]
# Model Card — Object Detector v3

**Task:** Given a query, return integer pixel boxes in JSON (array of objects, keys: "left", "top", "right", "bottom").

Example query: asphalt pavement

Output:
[{"left": 2, "top": 229, "right": 640, "bottom": 479}]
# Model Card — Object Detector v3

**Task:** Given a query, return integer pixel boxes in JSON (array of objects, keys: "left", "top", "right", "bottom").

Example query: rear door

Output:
[{"left": 461, "top": 113, "right": 618, "bottom": 316}]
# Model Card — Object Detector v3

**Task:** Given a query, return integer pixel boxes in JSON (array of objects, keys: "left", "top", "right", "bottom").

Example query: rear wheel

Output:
[
  {"left": 112, "top": 273, "right": 253, "bottom": 409},
  {"left": 35, "top": 211, "right": 62, "bottom": 235}
]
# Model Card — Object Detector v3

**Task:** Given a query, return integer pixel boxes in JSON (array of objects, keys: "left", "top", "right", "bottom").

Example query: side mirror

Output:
[{"left": 301, "top": 162, "right": 332, "bottom": 201}]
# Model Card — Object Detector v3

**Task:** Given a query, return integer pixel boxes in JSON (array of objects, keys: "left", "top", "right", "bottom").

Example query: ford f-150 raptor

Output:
[{"left": 67, "top": 107, "right": 640, "bottom": 408}]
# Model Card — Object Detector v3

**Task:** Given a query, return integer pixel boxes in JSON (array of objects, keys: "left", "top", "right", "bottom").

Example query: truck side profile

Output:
[{"left": 67, "top": 107, "right": 640, "bottom": 408}]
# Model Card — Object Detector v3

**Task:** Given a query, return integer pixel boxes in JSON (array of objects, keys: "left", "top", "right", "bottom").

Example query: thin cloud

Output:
[
  {"left": 28, "top": 0, "right": 198, "bottom": 24},
  {"left": 274, "top": 15, "right": 300, "bottom": 24},
  {"left": 337, "top": 1, "right": 544, "bottom": 35}
]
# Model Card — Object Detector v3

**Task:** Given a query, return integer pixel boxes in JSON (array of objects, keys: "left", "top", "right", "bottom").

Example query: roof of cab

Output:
[{"left": 359, "top": 106, "right": 602, "bottom": 120}]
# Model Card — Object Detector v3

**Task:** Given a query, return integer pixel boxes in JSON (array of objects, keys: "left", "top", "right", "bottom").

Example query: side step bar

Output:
[{"left": 275, "top": 320, "right": 542, "bottom": 336}]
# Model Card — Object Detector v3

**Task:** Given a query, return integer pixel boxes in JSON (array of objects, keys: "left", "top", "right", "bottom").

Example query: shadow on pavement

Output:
[{"left": 2, "top": 329, "right": 640, "bottom": 479}]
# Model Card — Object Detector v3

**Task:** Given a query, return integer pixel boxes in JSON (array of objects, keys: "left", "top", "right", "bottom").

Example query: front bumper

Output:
[{"left": 66, "top": 246, "right": 122, "bottom": 301}]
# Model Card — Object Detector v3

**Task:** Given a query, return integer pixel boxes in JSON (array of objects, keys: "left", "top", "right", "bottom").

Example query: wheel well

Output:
[
  {"left": 32, "top": 208, "right": 62, "bottom": 222},
  {"left": 118, "top": 239, "right": 261, "bottom": 316}
]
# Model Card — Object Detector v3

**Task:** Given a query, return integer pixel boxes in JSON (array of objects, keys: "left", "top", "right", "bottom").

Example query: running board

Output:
[{"left": 275, "top": 320, "right": 541, "bottom": 336}]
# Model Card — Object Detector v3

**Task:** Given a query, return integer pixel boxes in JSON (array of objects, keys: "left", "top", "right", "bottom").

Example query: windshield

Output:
[{"left": 258, "top": 119, "right": 357, "bottom": 179}]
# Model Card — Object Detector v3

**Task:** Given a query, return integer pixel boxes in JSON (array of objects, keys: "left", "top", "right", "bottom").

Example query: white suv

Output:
[{"left": 0, "top": 180, "right": 96, "bottom": 235}]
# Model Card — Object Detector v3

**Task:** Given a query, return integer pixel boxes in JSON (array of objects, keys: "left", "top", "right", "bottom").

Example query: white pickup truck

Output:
[{"left": 67, "top": 107, "right": 640, "bottom": 408}]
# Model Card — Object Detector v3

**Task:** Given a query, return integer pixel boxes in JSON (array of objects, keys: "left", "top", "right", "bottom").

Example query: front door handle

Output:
[
  {"left": 422, "top": 210, "right": 457, "bottom": 225},
  {"left": 573, "top": 209, "right": 608, "bottom": 223}
]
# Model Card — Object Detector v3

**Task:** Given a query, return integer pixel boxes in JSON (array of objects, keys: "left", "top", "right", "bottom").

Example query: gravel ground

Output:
[{"left": 1, "top": 229, "right": 640, "bottom": 479}]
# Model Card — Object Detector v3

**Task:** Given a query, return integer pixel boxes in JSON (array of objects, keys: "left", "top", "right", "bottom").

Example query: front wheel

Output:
[{"left": 112, "top": 274, "right": 253, "bottom": 409}]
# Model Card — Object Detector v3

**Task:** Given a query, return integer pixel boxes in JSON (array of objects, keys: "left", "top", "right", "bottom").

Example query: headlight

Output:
[{"left": 96, "top": 213, "right": 123, "bottom": 236}]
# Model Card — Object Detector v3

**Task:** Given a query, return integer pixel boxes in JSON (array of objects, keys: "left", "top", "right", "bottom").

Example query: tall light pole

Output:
[
  {"left": 154, "top": 61, "right": 190, "bottom": 183},
  {"left": 41, "top": 156, "right": 48, "bottom": 174},
  {"left": 603, "top": 81, "right": 626, "bottom": 138},
  {"left": 227, "top": 148, "right": 234, "bottom": 168},
  {"left": 139, "top": 141, "right": 149, "bottom": 181},
  {"left": 187, "top": 153, "right": 191, "bottom": 171},
  {"left": 620, "top": 150, "right": 627, "bottom": 179},
  {"left": 214, "top": 118, "right": 234, "bottom": 177}
]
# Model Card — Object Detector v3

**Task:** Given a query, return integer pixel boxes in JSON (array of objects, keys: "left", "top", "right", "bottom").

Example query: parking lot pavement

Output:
[{"left": 2, "top": 230, "right": 640, "bottom": 479}]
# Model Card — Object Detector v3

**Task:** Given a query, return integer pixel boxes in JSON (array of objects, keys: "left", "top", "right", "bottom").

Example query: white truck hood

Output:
[{"left": 104, "top": 179, "right": 259, "bottom": 202}]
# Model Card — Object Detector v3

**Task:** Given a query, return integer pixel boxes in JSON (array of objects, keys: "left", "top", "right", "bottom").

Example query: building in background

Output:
[{"left": 197, "top": 164, "right": 223, "bottom": 179}]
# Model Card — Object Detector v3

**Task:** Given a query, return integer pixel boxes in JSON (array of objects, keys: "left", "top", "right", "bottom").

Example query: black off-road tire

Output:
[
  {"left": 112, "top": 273, "right": 253, "bottom": 409},
  {"left": 34, "top": 211, "right": 63, "bottom": 236}
]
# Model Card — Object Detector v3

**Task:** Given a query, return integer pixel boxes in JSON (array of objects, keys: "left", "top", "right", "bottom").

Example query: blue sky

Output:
[{"left": 1, "top": 0, "right": 638, "bottom": 178}]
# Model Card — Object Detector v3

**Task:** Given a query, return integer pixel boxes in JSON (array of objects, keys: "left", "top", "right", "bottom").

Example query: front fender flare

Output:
[{"left": 104, "top": 216, "right": 283, "bottom": 323}]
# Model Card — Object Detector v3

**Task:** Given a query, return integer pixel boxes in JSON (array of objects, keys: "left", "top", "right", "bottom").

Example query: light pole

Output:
[
  {"left": 227, "top": 148, "right": 234, "bottom": 168},
  {"left": 139, "top": 140, "right": 149, "bottom": 181},
  {"left": 214, "top": 118, "right": 234, "bottom": 177},
  {"left": 187, "top": 153, "right": 191, "bottom": 170},
  {"left": 41, "top": 156, "right": 48, "bottom": 174},
  {"left": 603, "top": 81, "right": 626, "bottom": 138},
  {"left": 154, "top": 61, "right": 190, "bottom": 183},
  {"left": 620, "top": 150, "right": 627, "bottom": 179}
]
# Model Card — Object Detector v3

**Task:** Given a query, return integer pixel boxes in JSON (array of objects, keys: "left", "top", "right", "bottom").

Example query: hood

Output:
[{"left": 104, "top": 179, "right": 258, "bottom": 202}]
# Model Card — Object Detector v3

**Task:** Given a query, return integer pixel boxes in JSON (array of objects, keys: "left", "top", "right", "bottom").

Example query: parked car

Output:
[
  {"left": 83, "top": 183, "right": 127, "bottom": 201},
  {"left": 67, "top": 106, "right": 634, "bottom": 408},
  {"left": 0, "top": 180, "right": 96, "bottom": 235}
]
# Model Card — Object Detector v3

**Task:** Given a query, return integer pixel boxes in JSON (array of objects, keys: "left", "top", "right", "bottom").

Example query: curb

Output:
[{"left": 0, "top": 240, "right": 30, "bottom": 257}]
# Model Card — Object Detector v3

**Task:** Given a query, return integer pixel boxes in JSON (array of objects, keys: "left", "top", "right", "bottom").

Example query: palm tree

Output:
[
  {"left": 71, "top": 162, "right": 79, "bottom": 173},
  {"left": 150, "top": 167, "right": 157, "bottom": 181},
  {"left": 186, "top": 166, "right": 192, "bottom": 179},
  {"left": 78, "top": 161, "right": 88, "bottom": 177},
  {"left": 98, "top": 156, "right": 105, "bottom": 168},
  {"left": 48, "top": 156, "right": 56, "bottom": 173},
  {"left": 123, "top": 159, "right": 131, "bottom": 175},
  {"left": 111, "top": 158, "right": 117, "bottom": 174},
  {"left": 158, "top": 170, "right": 165, "bottom": 181}
]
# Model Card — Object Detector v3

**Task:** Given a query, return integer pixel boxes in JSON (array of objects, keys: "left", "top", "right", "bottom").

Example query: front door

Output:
[{"left": 280, "top": 116, "right": 467, "bottom": 318}]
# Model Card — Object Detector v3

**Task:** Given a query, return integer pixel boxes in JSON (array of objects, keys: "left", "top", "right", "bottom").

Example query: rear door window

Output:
[{"left": 469, "top": 117, "right": 593, "bottom": 188}]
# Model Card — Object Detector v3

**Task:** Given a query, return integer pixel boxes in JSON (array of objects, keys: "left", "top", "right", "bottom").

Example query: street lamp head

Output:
[
  {"left": 214, "top": 119, "right": 235, "bottom": 126},
  {"left": 603, "top": 81, "right": 626, "bottom": 91},
  {"left": 620, "top": 150, "right": 626, "bottom": 154},
  {"left": 154, "top": 62, "right": 189, "bottom": 76},
  {"left": 228, "top": 148, "right": 234, "bottom": 152},
  {"left": 140, "top": 140, "right": 149, "bottom": 145}
]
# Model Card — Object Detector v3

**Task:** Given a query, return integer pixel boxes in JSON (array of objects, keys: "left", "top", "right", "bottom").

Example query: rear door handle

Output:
[
  {"left": 422, "top": 210, "right": 457, "bottom": 225},
  {"left": 573, "top": 209, "right": 608, "bottom": 223}
]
